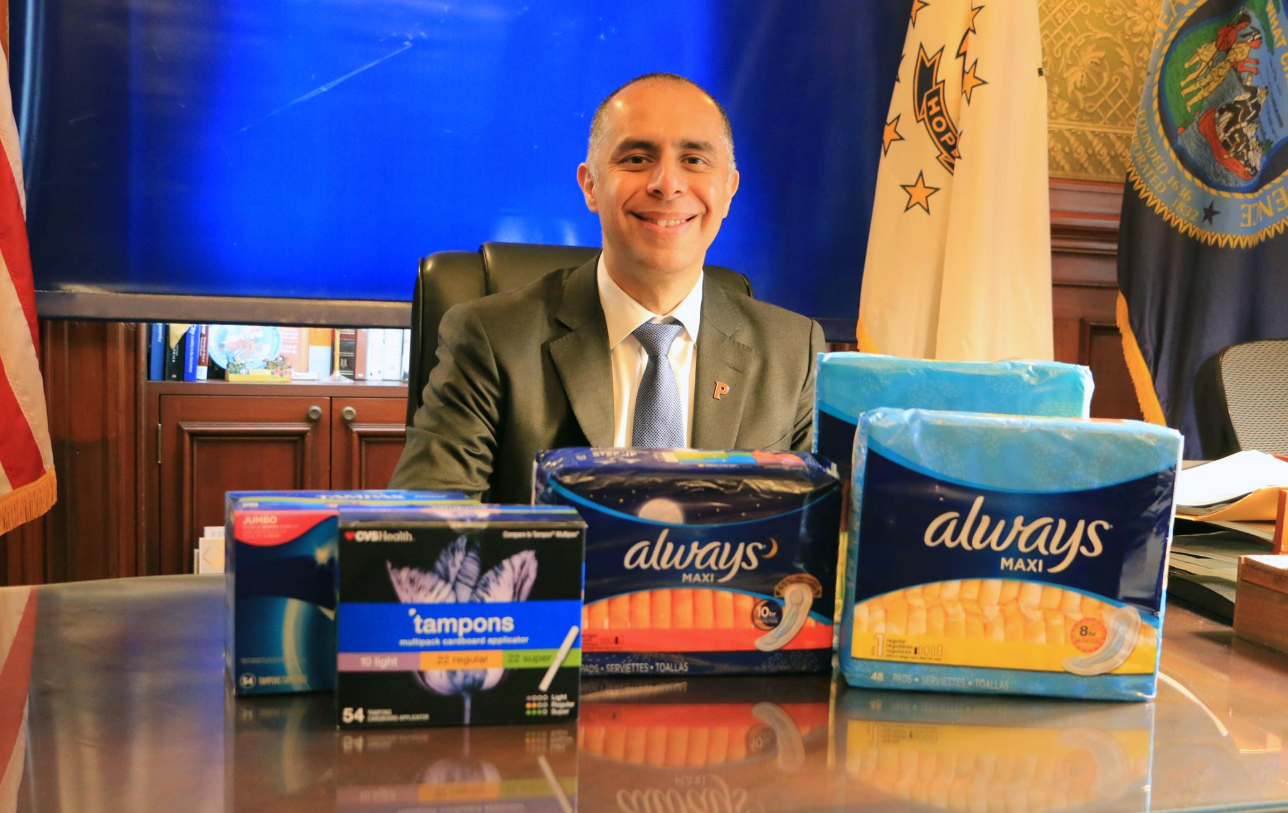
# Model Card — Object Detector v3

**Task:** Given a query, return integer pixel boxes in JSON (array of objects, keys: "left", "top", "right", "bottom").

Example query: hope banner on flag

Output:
[{"left": 858, "top": 0, "right": 1053, "bottom": 363}]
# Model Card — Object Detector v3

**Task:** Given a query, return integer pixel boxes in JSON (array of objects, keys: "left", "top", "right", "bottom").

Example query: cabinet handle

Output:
[
  {"left": 341, "top": 406, "right": 357, "bottom": 422},
  {"left": 307, "top": 405, "right": 323, "bottom": 422}
]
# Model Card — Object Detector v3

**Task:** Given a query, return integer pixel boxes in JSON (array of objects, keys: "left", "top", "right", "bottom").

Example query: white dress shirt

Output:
[{"left": 596, "top": 255, "right": 703, "bottom": 447}]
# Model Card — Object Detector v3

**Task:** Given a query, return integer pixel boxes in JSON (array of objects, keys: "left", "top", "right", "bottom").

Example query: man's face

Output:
[{"left": 578, "top": 80, "right": 740, "bottom": 281}]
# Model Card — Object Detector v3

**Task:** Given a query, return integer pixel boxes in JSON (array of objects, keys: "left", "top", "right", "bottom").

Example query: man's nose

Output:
[{"left": 646, "top": 159, "right": 685, "bottom": 199}]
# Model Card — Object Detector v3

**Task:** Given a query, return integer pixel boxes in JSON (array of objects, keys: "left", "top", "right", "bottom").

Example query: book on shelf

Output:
[
  {"left": 182, "top": 325, "right": 208, "bottom": 381},
  {"left": 337, "top": 329, "right": 357, "bottom": 380},
  {"left": 196, "top": 325, "right": 209, "bottom": 380},
  {"left": 354, "top": 329, "right": 370, "bottom": 380},
  {"left": 164, "top": 323, "right": 191, "bottom": 381},
  {"left": 308, "top": 328, "right": 333, "bottom": 377},
  {"left": 148, "top": 323, "right": 165, "bottom": 381}
]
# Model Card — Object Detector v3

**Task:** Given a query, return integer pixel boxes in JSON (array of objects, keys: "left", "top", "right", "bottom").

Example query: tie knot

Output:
[{"left": 632, "top": 321, "right": 684, "bottom": 358}]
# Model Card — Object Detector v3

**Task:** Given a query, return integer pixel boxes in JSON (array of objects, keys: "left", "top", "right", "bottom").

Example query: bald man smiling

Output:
[{"left": 390, "top": 74, "right": 824, "bottom": 502}]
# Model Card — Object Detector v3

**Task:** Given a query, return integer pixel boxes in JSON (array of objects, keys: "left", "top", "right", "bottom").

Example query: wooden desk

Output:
[{"left": 7, "top": 575, "right": 1288, "bottom": 812}]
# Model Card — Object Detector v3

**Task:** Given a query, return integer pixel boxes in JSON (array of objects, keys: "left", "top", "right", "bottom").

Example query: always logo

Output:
[
  {"left": 623, "top": 529, "right": 778, "bottom": 584},
  {"left": 923, "top": 495, "right": 1108, "bottom": 574}
]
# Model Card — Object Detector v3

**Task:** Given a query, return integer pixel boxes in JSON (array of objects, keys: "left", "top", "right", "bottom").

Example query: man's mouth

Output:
[{"left": 631, "top": 213, "right": 698, "bottom": 228}]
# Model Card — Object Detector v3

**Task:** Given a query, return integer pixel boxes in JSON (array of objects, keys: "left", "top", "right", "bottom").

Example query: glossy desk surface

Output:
[{"left": 7, "top": 575, "right": 1288, "bottom": 812}]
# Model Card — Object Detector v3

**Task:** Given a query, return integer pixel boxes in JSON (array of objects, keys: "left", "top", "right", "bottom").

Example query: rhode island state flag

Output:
[{"left": 858, "top": 1, "right": 1054, "bottom": 362}]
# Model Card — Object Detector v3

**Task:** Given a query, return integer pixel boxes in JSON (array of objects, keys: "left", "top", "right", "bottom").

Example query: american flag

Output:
[
  {"left": 0, "top": 586, "right": 36, "bottom": 805},
  {"left": 0, "top": 40, "right": 55, "bottom": 536}
]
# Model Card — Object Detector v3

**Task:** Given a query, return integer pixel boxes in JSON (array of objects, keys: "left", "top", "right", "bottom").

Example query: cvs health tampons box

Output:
[
  {"left": 225, "top": 490, "right": 468, "bottom": 695},
  {"left": 336, "top": 505, "right": 586, "bottom": 729}
]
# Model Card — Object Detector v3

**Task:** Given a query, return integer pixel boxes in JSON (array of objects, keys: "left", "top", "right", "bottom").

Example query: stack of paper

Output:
[
  {"left": 1168, "top": 532, "right": 1266, "bottom": 622},
  {"left": 1176, "top": 451, "right": 1288, "bottom": 528}
]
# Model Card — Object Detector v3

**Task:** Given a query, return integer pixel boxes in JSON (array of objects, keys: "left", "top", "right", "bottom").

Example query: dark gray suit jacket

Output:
[{"left": 389, "top": 256, "right": 825, "bottom": 503}]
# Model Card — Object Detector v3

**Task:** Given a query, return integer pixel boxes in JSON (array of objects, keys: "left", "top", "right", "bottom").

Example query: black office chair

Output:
[
  {"left": 406, "top": 242, "right": 753, "bottom": 424},
  {"left": 1215, "top": 339, "right": 1288, "bottom": 454}
]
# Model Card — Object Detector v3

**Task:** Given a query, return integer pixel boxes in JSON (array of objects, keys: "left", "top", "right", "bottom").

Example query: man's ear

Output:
[
  {"left": 577, "top": 163, "right": 599, "bottom": 213},
  {"left": 722, "top": 169, "right": 740, "bottom": 218}
]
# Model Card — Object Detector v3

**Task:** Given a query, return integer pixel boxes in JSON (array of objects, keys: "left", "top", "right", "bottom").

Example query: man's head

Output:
[{"left": 578, "top": 74, "right": 740, "bottom": 299}]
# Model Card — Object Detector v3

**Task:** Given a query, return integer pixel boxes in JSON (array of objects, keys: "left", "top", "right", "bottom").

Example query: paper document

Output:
[{"left": 1175, "top": 451, "right": 1288, "bottom": 518}]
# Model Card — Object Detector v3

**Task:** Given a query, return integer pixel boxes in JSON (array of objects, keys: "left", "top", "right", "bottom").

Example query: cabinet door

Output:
[
  {"left": 331, "top": 397, "right": 408, "bottom": 489},
  {"left": 158, "top": 395, "right": 331, "bottom": 574}
]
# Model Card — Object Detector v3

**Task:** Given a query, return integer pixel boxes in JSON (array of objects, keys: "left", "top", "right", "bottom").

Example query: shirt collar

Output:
[{"left": 597, "top": 254, "right": 703, "bottom": 349}]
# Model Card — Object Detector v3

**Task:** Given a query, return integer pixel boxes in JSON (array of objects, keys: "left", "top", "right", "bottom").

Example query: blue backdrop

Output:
[{"left": 16, "top": 0, "right": 909, "bottom": 326}]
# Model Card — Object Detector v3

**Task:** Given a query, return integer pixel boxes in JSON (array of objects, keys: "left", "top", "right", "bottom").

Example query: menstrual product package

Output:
[
  {"left": 225, "top": 490, "right": 469, "bottom": 696},
  {"left": 840, "top": 409, "right": 1182, "bottom": 701},
  {"left": 534, "top": 448, "right": 842, "bottom": 676},
  {"left": 336, "top": 505, "right": 586, "bottom": 728},
  {"left": 814, "top": 353, "right": 1092, "bottom": 475}
]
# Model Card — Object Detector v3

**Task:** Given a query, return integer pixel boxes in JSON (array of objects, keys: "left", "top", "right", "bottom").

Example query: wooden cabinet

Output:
[
  {"left": 149, "top": 382, "right": 407, "bottom": 575},
  {"left": 331, "top": 397, "right": 409, "bottom": 490}
]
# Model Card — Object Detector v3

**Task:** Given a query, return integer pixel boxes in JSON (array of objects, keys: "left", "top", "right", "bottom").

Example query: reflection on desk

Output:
[
  {"left": 838, "top": 690, "right": 1153, "bottom": 811},
  {"left": 7, "top": 575, "right": 1288, "bottom": 812},
  {"left": 579, "top": 677, "right": 834, "bottom": 812}
]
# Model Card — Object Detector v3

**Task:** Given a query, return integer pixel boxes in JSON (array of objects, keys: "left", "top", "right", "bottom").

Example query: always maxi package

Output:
[
  {"left": 225, "top": 490, "right": 468, "bottom": 695},
  {"left": 814, "top": 353, "right": 1093, "bottom": 475},
  {"left": 336, "top": 505, "right": 586, "bottom": 728},
  {"left": 534, "top": 448, "right": 842, "bottom": 676},
  {"left": 840, "top": 409, "right": 1183, "bottom": 701}
]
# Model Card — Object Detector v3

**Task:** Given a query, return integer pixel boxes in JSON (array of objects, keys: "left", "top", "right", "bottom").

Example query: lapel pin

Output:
[{"left": 713, "top": 381, "right": 731, "bottom": 400}]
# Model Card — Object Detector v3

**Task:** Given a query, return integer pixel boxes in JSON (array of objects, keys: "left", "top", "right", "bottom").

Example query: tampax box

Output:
[
  {"left": 840, "top": 409, "right": 1183, "bottom": 701},
  {"left": 336, "top": 505, "right": 586, "bottom": 729},
  {"left": 814, "top": 354, "right": 1092, "bottom": 475},
  {"left": 534, "top": 448, "right": 842, "bottom": 676},
  {"left": 225, "top": 490, "right": 468, "bottom": 695}
]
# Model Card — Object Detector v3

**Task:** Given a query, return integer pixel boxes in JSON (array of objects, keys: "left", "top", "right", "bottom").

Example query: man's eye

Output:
[
  {"left": 683, "top": 156, "right": 708, "bottom": 165},
  {"left": 623, "top": 155, "right": 648, "bottom": 165}
]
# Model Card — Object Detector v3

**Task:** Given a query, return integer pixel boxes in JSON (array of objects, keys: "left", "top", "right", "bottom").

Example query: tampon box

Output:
[
  {"left": 336, "top": 505, "right": 586, "bottom": 728},
  {"left": 225, "top": 490, "right": 468, "bottom": 695}
]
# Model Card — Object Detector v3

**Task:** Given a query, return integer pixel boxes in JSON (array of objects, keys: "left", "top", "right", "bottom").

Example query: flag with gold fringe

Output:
[
  {"left": 0, "top": 40, "right": 55, "bottom": 536},
  {"left": 1118, "top": 0, "right": 1288, "bottom": 456},
  {"left": 857, "top": 0, "right": 1053, "bottom": 362}
]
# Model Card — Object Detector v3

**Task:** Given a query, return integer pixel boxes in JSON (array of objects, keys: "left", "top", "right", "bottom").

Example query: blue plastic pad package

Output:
[
  {"left": 336, "top": 505, "right": 586, "bottom": 728},
  {"left": 814, "top": 353, "right": 1093, "bottom": 474},
  {"left": 225, "top": 490, "right": 469, "bottom": 695},
  {"left": 534, "top": 448, "right": 842, "bottom": 676},
  {"left": 840, "top": 410, "right": 1182, "bottom": 701}
]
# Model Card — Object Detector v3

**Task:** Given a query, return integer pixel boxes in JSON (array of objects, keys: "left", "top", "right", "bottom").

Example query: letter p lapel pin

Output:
[{"left": 713, "top": 381, "right": 731, "bottom": 400}]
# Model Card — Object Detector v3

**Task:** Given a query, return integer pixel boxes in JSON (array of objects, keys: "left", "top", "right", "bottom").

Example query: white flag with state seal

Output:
[{"left": 857, "top": 0, "right": 1053, "bottom": 362}]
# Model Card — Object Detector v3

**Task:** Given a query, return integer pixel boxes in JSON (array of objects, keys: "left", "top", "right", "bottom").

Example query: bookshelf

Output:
[{"left": 141, "top": 323, "right": 413, "bottom": 574}]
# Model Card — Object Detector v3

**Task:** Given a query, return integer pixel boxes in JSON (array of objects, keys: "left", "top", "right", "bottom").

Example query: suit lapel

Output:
[
  {"left": 549, "top": 256, "right": 615, "bottom": 447},
  {"left": 692, "top": 278, "right": 752, "bottom": 449}
]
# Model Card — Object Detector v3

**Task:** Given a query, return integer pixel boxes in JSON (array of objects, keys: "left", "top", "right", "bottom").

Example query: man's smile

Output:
[{"left": 630, "top": 212, "right": 700, "bottom": 231}]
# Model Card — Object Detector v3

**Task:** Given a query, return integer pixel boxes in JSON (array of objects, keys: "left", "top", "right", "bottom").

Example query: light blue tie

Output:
[{"left": 631, "top": 321, "right": 686, "bottom": 448}]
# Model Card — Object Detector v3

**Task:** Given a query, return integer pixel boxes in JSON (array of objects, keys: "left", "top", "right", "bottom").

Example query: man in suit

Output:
[{"left": 390, "top": 73, "right": 825, "bottom": 502}]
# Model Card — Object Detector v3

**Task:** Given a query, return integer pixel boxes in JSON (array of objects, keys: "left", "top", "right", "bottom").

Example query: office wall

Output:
[{"left": 1, "top": 2, "right": 1164, "bottom": 585}]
